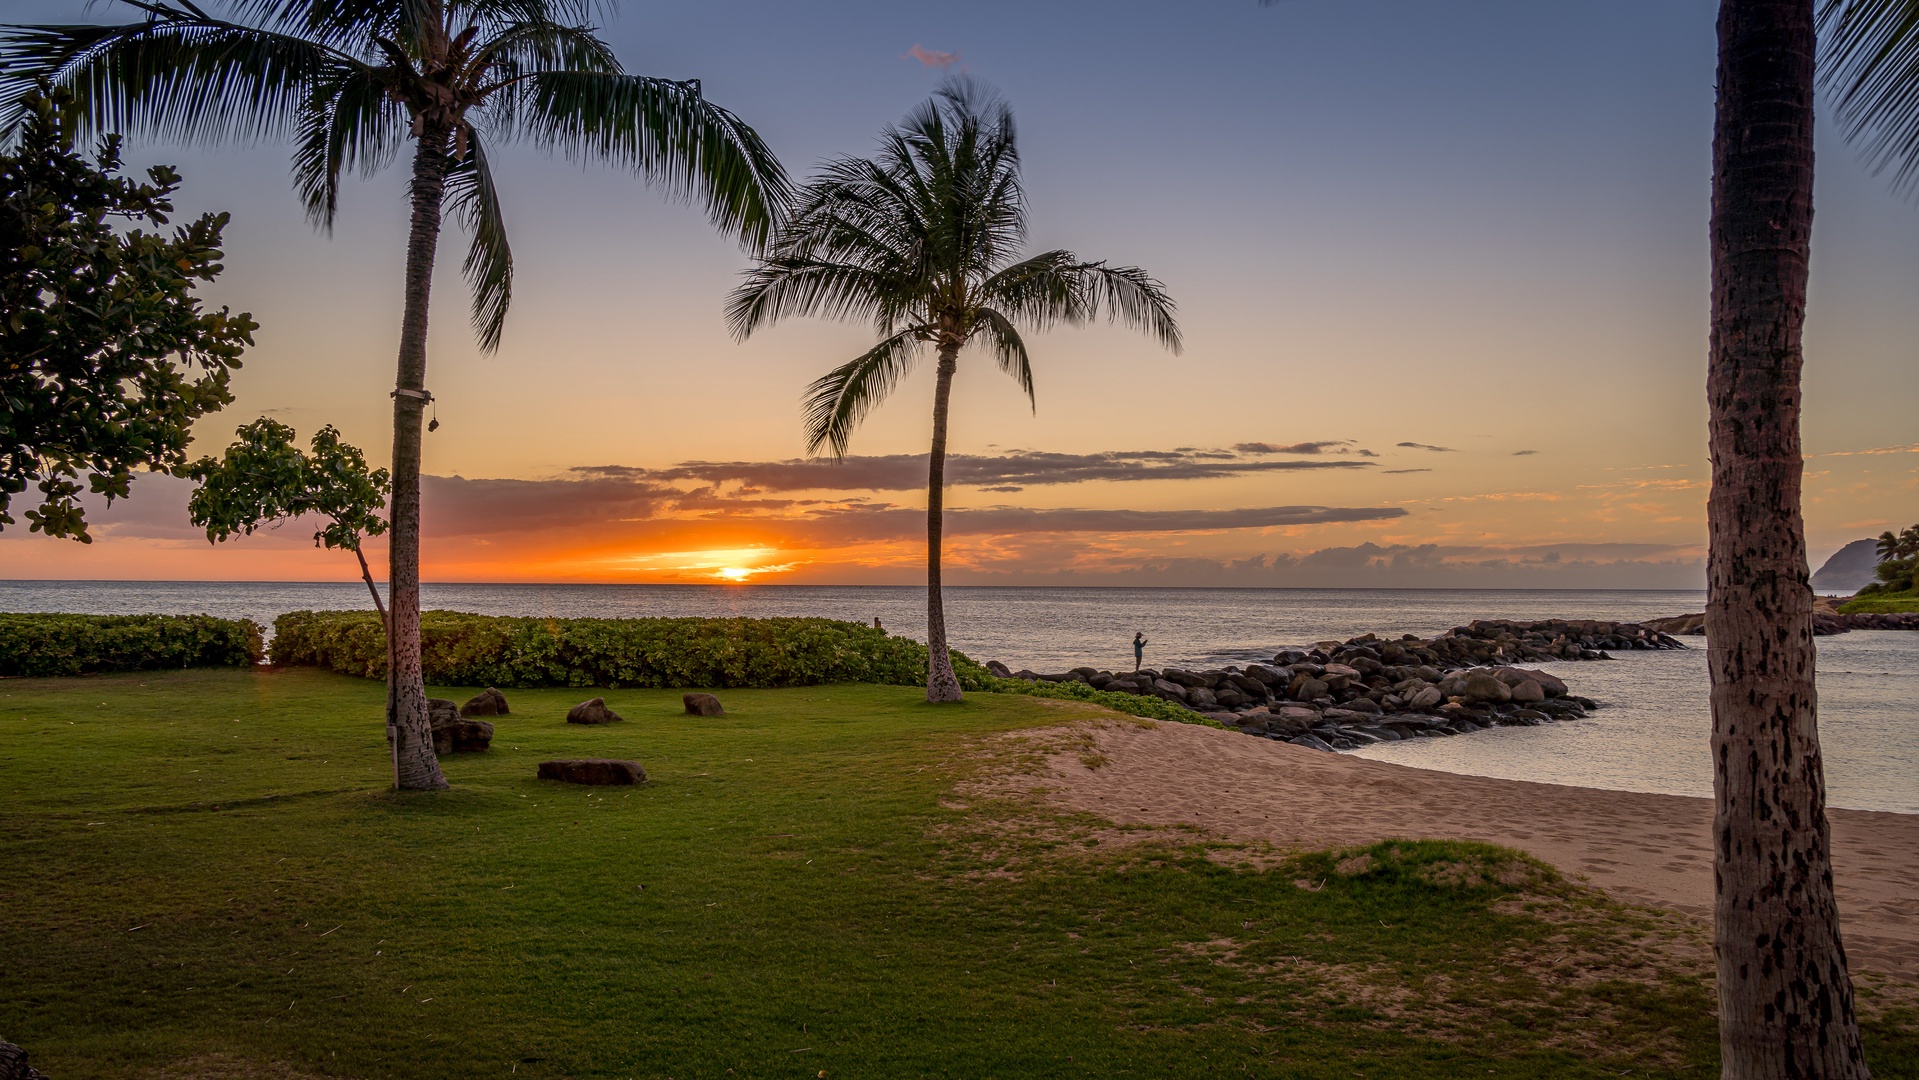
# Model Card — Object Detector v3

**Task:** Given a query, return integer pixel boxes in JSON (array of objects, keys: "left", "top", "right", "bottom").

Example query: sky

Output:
[{"left": 5, "top": 0, "right": 1917, "bottom": 587}]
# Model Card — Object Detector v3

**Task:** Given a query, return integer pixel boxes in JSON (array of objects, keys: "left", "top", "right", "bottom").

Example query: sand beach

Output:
[{"left": 1033, "top": 718, "right": 1919, "bottom": 982}]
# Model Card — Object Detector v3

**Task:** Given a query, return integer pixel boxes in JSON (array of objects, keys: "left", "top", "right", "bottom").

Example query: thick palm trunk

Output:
[
  {"left": 923, "top": 345, "right": 963, "bottom": 703},
  {"left": 1707, "top": 2, "right": 1865, "bottom": 1074},
  {"left": 388, "top": 129, "right": 452, "bottom": 792}
]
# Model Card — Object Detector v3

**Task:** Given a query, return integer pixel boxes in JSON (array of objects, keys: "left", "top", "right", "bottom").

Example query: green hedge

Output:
[
  {"left": 270, "top": 609, "right": 1001, "bottom": 690},
  {"left": 0, "top": 613, "right": 264, "bottom": 676},
  {"left": 268, "top": 609, "right": 1210, "bottom": 724}
]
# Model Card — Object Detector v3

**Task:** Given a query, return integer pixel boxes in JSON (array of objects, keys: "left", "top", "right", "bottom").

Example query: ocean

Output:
[{"left": 4, "top": 581, "right": 1913, "bottom": 814}]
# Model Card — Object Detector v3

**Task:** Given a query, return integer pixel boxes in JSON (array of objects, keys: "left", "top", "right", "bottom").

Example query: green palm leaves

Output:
[
  {"left": 1, "top": 0, "right": 789, "bottom": 349},
  {"left": 1820, "top": 0, "right": 1919, "bottom": 195},
  {"left": 726, "top": 80, "right": 1180, "bottom": 457}
]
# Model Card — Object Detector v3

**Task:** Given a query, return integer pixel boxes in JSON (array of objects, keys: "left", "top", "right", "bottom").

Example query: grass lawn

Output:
[
  {"left": 2, "top": 668, "right": 1913, "bottom": 1079},
  {"left": 1838, "top": 589, "right": 1919, "bottom": 614}
]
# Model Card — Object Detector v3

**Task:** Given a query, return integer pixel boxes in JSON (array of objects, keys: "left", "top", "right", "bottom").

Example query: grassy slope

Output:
[
  {"left": 0, "top": 669, "right": 1911, "bottom": 1079},
  {"left": 1838, "top": 589, "right": 1919, "bottom": 614}
]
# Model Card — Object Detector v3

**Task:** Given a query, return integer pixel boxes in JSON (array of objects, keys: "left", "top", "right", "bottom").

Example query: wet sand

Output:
[{"left": 1032, "top": 719, "right": 1919, "bottom": 981}]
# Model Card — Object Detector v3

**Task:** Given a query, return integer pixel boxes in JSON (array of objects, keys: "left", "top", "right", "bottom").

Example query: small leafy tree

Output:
[
  {"left": 1862, "top": 522, "right": 1919, "bottom": 595},
  {"left": 0, "top": 88, "right": 254, "bottom": 541},
  {"left": 187, "top": 419, "right": 392, "bottom": 626}
]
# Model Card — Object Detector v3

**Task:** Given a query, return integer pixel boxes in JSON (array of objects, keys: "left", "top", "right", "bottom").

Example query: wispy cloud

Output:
[
  {"left": 1512, "top": 449, "right": 1539, "bottom": 456},
  {"left": 586, "top": 446, "right": 1374, "bottom": 493},
  {"left": 1397, "top": 441, "right": 1459, "bottom": 453},
  {"left": 1381, "top": 468, "right": 1432, "bottom": 474},
  {"left": 1822, "top": 443, "right": 1919, "bottom": 457},
  {"left": 903, "top": 44, "right": 960, "bottom": 69},
  {"left": 1234, "top": 440, "right": 1376, "bottom": 457}
]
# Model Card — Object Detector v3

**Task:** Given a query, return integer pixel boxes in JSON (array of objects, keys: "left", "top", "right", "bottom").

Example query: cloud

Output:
[
  {"left": 1513, "top": 449, "right": 1539, "bottom": 456},
  {"left": 1235, "top": 440, "right": 1378, "bottom": 458},
  {"left": 614, "top": 446, "right": 1374, "bottom": 492},
  {"left": 1381, "top": 468, "right": 1432, "bottom": 474},
  {"left": 903, "top": 44, "right": 960, "bottom": 69},
  {"left": 1396, "top": 442, "right": 1459, "bottom": 453},
  {"left": 1822, "top": 443, "right": 1919, "bottom": 457}
]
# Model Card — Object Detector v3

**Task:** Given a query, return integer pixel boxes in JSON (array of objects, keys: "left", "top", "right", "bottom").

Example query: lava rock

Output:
[
  {"left": 567, "top": 697, "right": 624, "bottom": 725},
  {"left": 460, "top": 687, "right": 510, "bottom": 717},
  {"left": 683, "top": 693, "right": 725, "bottom": 717},
  {"left": 537, "top": 759, "right": 647, "bottom": 785}
]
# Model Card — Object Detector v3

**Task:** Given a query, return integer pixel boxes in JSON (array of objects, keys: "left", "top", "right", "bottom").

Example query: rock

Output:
[
  {"left": 1013, "top": 669, "right": 1040, "bottom": 681},
  {"left": 1508, "top": 679, "right": 1546, "bottom": 703},
  {"left": 1460, "top": 673, "right": 1513, "bottom": 703},
  {"left": 460, "top": 687, "right": 509, "bottom": 717},
  {"left": 1322, "top": 663, "right": 1361, "bottom": 678},
  {"left": 1151, "top": 678, "right": 1190, "bottom": 701},
  {"left": 432, "top": 717, "right": 493, "bottom": 755},
  {"left": 1408, "top": 685, "right": 1444, "bottom": 709},
  {"left": 1161, "top": 668, "right": 1211, "bottom": 689},
  {"left": 537, "top": 759, "right": 647, "bottom": 785},
  {"left": 986, "top": 660, "right": 1014, "bottom": 678},
  {"left": 1292, "top": 677, "right": 1329, "bottom": 702},
  {"left": 0, "top": 1040, "right": 50, "bottom": 1080},
  {"left": 427, "top": 697, "right": 460, "bottom": 725},
  {"left": 1213, "top": 689, "right": 1248, "bottom": 709},
  {"left": 1289, "top": 733, "right": 1337, "bottom": 752},
  {"left": 683, "top": 692, "right": 724, "bottom": 717},
  {"left": 567, "top": 697, "right": 624, "bottom": 725},
  {"left": 1069, "top": 666, "right": 1102, "bottom": 680},
  {"left": 1186, "top": 687, "right": 1219, "bottom": 709}
]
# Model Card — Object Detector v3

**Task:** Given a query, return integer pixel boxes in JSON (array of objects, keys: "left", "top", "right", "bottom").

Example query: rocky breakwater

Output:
[{"left": 993, "top": 619, "right": 1685, "bottom": 752}]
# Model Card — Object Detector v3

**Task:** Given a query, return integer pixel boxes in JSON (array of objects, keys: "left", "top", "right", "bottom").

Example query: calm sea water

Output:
[{"left": 5, "top": 581, "right": 1913, "bottom": 813}]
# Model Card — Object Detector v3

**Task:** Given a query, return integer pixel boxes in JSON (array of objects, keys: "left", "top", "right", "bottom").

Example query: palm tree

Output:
[
  {"left": 1, "top": 0, "right": 787, "bottom": 790},
  {"left": 1876, "top": 529, "right": 1903, "bottom": 562},
  {"left": 725, "top": 80, "right": 1178, "bottom": 702},
  {"left": 1704, "top": 0, "right": 1867, "bottom": 1071}
]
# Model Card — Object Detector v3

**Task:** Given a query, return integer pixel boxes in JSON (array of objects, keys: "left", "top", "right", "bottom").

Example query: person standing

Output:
[{"left": 1133, "top": 632, "right": 1147, "bottom": 672}]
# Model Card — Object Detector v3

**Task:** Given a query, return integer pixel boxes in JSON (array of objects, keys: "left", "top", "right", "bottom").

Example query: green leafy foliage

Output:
[
  {"left": 186, "top": 418, "right": 389, "bottom": 553},
  {"left": 0, "top": 88, "right": 255, "bottom": 541},
  {"left": 980, "top": 674, "right": 1217, "bottom": 725},
  {"left": 0, "top": 613, "right": 262, "bottom": 676},
  {"left": 270, "top": 610, "right": 996, "bottom": 690}
]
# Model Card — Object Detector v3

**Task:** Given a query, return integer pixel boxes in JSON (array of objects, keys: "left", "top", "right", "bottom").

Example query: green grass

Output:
[
  {"left": 0, "top": 668, "right": 1911, "bottom": 1078},
  {"left": 1838, "top": 589, "right": 1919, "bottom": 613}
]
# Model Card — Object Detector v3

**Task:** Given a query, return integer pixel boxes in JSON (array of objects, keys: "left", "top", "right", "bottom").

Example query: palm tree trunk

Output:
[
  {"left": 924, "top": 344, "right": 964, "bottom": 703},
  {"left": 388, "top": 128, "right": 452, "bottom": 792},
  {"left": 1707, "top": 2, "right": 1865, "bottom": 1074}
]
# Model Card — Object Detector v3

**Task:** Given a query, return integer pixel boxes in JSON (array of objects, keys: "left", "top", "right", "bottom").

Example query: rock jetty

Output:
[
  {"left": 1647, "top": 610, "right": 1919, "bottom": 636},
  {"left": 993, "top": 620, "right": 1685, "bottom": 753}
]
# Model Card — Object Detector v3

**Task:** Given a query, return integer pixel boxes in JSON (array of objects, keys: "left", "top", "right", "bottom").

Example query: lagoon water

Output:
[{"left": 4, "top": 581, "right": 1914, "bottom": 813}]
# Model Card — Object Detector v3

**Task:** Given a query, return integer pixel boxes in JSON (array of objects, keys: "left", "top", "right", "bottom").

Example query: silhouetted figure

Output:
[
  {"left": 1133, "top": 632, "right": 1147, "bottom": 671},
  {"left": 874, "top": 617, "right": 884, "bottom": 632}
]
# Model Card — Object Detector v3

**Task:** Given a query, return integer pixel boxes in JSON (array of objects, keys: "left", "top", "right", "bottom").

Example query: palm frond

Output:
[
  {"left": 445, "top": 127, "right": 514, "bottom": 351},
  {"left": 1819, "top": 0, "right": 1919, "bottom": 196},
  {"left": 980, "top": 254, "right": 1181, "bottom": 352},
  {"left": 0, "top": 8, "right": 356, "bottom": 148},
  {"left": 725, "top": 257, "right": 898, "bottom": 340},
  {"left": 975, "top": 306, "right": 1035, "bottom": 410},
  {"left": 291, "top": 62, "right": 405, "bottom": 229},
  {"left": 468, "top": 20, "right": 619, "bottom": 88},
  {"left": 801, "top": 328, "right": 929, "bottom": 457},
  {"left": 504, "top": 70, "right": 789, "bottom": 248}
]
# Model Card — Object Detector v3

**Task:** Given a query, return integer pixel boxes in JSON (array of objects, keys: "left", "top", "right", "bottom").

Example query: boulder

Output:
[
  {"left": 1291, "top": 677, "right": 1329, "bottom": 702},
  {"left": 1151, "top": 678, "right": 1190, "bottom": 701},
  {"left": 567, "top": 697, "right": 624, "bottom": 725},
  {"left": 432, "top": 717, "right": 494, "bottom": 755},
  {"left": 683, "top": 693, "right": 725, "bottom": 717},
  {"left": 1289, "top": 733, "right": 1337, "bottom": 752},
  {"left": 1186, "top": 687, "right": 1219, "bottom": 709},
  {"left": 0, "top": 1039, "right": 50, "bottom": 1080},
  {"left": 460, "top": 687, "right": 509, "bottom": 717},
  {"left": 537, "top": 759, "right": 647, "bottom": 785},
  {"left": 1508, "top": 679, "right": 1546, "bottom": 703},
  {"left": 427, "top": 697, "right": 460, "bottom": 725},
  {"left": 985, "top": 660, "right": 1014, "bottom": 678},
  {"left": 1460, "top": 673, "right": 1513, "bottom": 703},
  {"left": 1408, "top": 685, "right": 1445, "bottom": 710}
]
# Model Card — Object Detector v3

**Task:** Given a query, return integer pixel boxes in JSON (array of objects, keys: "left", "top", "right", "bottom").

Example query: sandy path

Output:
[{"left": 1032, "top": 719, "right": 1919, "bottom": 982}]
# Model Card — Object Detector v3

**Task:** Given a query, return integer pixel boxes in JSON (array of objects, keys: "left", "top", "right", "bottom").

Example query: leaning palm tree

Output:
[
  {"left": 726, "top": 80, "right": 1177, "bottom": 702},
  {"left": 1, "top": 0, "right": 787, "bottom": 790}
]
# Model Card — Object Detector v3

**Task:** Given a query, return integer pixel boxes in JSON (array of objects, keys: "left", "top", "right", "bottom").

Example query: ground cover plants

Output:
[{"left": 4, "top": 667, "right": 1915, "bottom": 1077}]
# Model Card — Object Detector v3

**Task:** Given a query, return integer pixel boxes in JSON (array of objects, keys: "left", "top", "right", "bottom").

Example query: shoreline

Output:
[{"left": 1026, "top": 717, "right": 1919, "bottom": 982}]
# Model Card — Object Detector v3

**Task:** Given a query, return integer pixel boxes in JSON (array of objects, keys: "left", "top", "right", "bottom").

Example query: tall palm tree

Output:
[
  {"left": 725, "top": 81, "right": 1178, "bottom": 702},
  {"left": 1876, "top": 529, "right": 1904, "bottom": 561},
  {"left": 1, "top": 0, "right": 787, "bottom": 790},
  {"left": 1705, "top": 0, "right": 1868, "bottom": 1072}
]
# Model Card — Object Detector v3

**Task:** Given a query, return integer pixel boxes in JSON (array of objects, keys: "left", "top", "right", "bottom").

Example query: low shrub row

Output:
[
  {"left": 0, "top": 613, "right": 264, "bottom": 676},
  {"left": 270, "top": 609, "right": 1002, "bottom": 690},
  {"left": 268, "top": 609, "right": 1210, "bottom": 723}
]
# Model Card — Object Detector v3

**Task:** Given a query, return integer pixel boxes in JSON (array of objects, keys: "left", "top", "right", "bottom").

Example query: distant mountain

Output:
[{"left": 1811, "top": 538, "right": 1881, "bottom": 593}]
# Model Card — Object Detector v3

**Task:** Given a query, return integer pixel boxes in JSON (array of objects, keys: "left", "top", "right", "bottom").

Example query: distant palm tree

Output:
[
  {"left": 1876, "top": 529, "right": 1904, "bottom": 561},
  {"left": 726, "top": 81, "right": 1178, "bottom": 702},
  {"left": 1, "top": 0, "right": 787, "bottom": 789}
]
